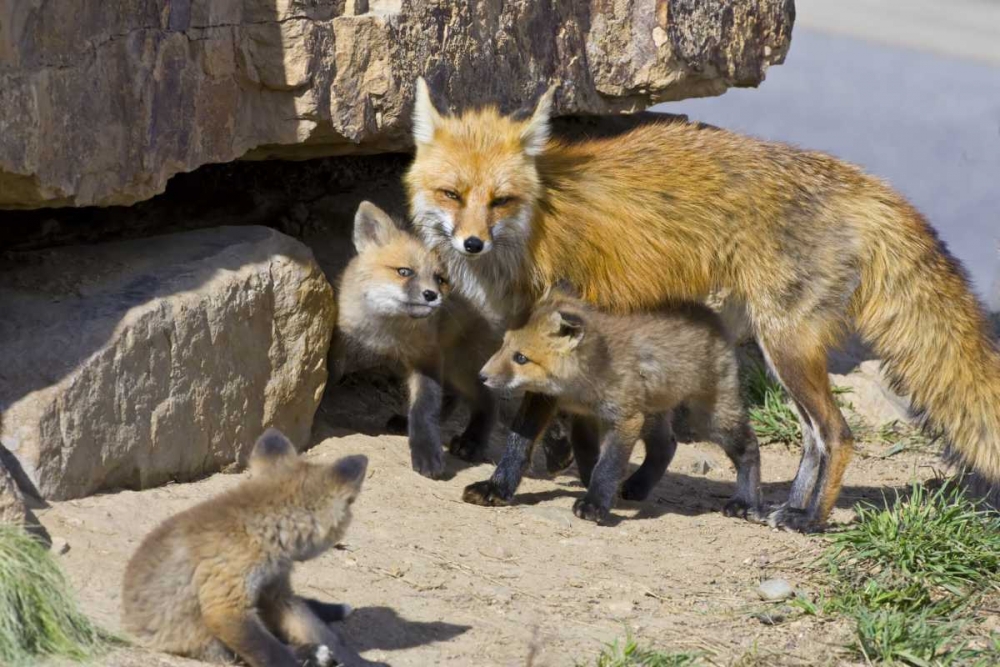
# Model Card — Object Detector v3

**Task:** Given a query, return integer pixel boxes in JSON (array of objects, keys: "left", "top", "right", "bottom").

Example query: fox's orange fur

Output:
[{"left": 405, "top": 79, "right": 1000, "bottom": 530}]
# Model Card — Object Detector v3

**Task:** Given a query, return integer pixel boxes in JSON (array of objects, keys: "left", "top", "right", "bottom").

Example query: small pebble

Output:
[
  {"left": 688, "top": 457, "right": 714, "bottom": 475},
  {"left": 757, "top": 578, "right": 795, "bottom": 601},
  {"left": 50, "top": 537, "right": 70, "bottom": 555}
]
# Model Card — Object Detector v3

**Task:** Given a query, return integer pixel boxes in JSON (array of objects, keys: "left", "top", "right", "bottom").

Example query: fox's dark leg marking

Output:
[
  {"left": 448, "top": 383, "right": 496, "bottom": 462},
  {"left": 574, "top": 414, "right": 644, "bottom": 524},
  {"left": 462, "top": 393, "right": 557, "bottom": 506},
  {"left": 303, "top": 598, "right": 352, "bottom": 623},
  {"left": 407, "top": 367, "right": 446, "bottom": 479},
  {"left": 760, "top": 339, "right": 853, "bottom": 532},
  {"left": 387, "top": 392, "right": 459, "bottom": 434},
  {"left": 569, "top": 415, "right": 601, "bottom": 487},
  {"left": 711, "top": 412, "right": 764, "bottom": 521},
  {"left": 542, "top": 412, "right": 576, "bottom": 475},
  {"left": 621, "top": 412, "right": 677, "bottom": 501}
]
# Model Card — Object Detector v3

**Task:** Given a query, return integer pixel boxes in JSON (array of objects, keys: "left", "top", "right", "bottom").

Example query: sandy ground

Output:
[{"left": 37, "top": 377, "right": 944, "bottom": 667}]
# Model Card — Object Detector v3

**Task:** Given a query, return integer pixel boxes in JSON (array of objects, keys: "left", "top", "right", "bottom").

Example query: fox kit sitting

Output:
[
  {"left": 334, "top": 201, "right": 498, "bottom": 479},
  {"left": 474, "top": 285, "right": 763, "bottom": 524},
  {"left": 122, "top": 429, "right": 374, "bottom": 667}
]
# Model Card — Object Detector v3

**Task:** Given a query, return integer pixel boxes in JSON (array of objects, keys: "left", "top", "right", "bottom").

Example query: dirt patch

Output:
[{"left": 37, "top": 381, "right": 943, "bottom": 667}]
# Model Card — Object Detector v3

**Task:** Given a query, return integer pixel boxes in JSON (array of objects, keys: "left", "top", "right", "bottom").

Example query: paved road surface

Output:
[{"left": 656, "top": 6, "right": 1000, "bottom": 305}]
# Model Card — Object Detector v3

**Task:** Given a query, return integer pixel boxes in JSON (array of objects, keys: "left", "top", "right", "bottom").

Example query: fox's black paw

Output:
[
  {"left": 572, "top": 497, "right": 610, "bottom": 524},
  {"left": 385, "top": 414, "right": 408, "bottom": 434},
  {"left": 448, "top": 434, "right": 487, "bottom": 463},
  {"left": 767, "top": 504, "right": 823, "bottom": 533},
  {"left": 462, "top": 480, "right": 511, "bottom": 506},
  {"left": 722, "top": 498, "right": 765, "bottom": 522},
  {"left": 411, "top": 447, "right": 446, "bottom": 480},
  {"left": 295, "top": 644, "right": 337, "bottom": 667}
]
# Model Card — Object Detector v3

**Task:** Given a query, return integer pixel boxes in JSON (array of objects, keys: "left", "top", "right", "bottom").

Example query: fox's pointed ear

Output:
[
  {"left": 547, "top": 309, "right": 585, "bottom": 347},
  {"left": 353, "top": 201, "right": 398, "bottom": 252},
  {"left": 329, "top": 454, "right": 368, "bottom": 493},
  {"left": 249, "top": 428, "right": 297, "bottom": 476},
  {"left": 412, "top": 77, "right": 443, "bottom": 146},
  {"left": 521, "top": 83, "right": 557, "bottom": 157}
]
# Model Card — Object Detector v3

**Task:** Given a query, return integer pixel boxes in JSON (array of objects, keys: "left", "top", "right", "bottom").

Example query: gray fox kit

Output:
[{"left": 474, "top": 285, "right": 762, "bottom": 524}]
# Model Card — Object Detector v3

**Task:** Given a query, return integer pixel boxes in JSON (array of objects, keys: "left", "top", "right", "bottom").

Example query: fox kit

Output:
[
  {"left": 333, "top": 201, "right": 498, "bottom": 479},
  {"left": 473, "top": 286, "right": 761, "bottom": 524},
  {"left": 122, "top": 429, "right": 372, "bottom": 667},
  {"left": 406, "top": 78, "right": 1000, "bottom": 531}
]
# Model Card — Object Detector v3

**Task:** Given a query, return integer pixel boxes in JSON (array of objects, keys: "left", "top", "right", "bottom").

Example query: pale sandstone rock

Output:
[
  {"left": 0, "top": 0, "right": 794, "bottom": 209},
  {"left": 0, "top": 226, "right": 335, "bottom": 500},
  {"left": 831, "top": 360, "right": 912, "bottom": 429}
]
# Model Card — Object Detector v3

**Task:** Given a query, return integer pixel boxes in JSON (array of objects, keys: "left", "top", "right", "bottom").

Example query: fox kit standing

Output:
[
  {"left": 406, "top": 78, "right": 1000, "bottom": 531},
  {"left": 334, "top": 201, "right": 498, "bottom": 478},
  {"left": 474, "top": 286, "right": 762, "bottom": 524},
  {"left": 122, "top": 429, "right": 373, "bottom": 667}
]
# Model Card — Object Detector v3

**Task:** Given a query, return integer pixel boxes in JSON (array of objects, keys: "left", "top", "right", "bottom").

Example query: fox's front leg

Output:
[
  {"left": 407, "top": 364, "right": 446, "bottom": 479},
  {"left": 463, "top": 393, "right": 557, "bottom": 506},
  {"left": 574, "top": 414, "right": 643, "bottom": 524}
]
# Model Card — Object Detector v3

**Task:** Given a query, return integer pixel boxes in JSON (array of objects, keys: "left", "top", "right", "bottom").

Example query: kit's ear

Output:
[
  {"left": 412, "top": 77, "right": 444, "bottom": 146},
  {"left": 521, "top": 84, "right": 557, "bottom": 157},
  {"left": 249, "top": 428, "right": 297, "bottom": 476},
  {"left": 547, "top": 309, "right": 585, "bottom": 349},
  {"left": 353, "top": 201, "right": 399, "bottom": 252}
]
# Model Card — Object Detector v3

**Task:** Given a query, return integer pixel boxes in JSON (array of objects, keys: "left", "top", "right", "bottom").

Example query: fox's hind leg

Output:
[
  {"left": 621, "top": 412, "right": 677, "bottom": 501},
  {"left": 759, "top": 336, "right": 854, "bottom": 532},
  {"left": 541, "top": 412, "right": 576, "bottom": 475}
]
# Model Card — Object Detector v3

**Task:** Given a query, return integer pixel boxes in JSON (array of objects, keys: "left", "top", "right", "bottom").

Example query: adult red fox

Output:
[{"left": 404, "top": 78, "right": 1000, "bottom": 531}]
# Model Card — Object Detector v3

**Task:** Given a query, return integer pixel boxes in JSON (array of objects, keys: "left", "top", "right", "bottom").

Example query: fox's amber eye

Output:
[
  {"left": 397, "top": 267, "right": 414, "bottom": 277},
  {"left": 435, "top": 274, "right": 449, "bottom": 286},
  {"left": 490, "top": 196, "right": 515, "bottom": 208},
  {"left": 440, "top": 189, "right": 462, "bottom": 202},
  {"left": 513, "top": 352, "right": 529, "bottom": 365}
]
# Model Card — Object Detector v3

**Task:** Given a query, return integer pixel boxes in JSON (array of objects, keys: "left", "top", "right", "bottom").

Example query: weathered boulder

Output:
[
  {"left": 0, "top": 0, "right": 795, "bottom": 209},
  {"left": 830, "top": 360, "right": 912, "bottom": 429},
  {"left": 0, "top": 226, "right": 335, "bottom": 500},
  {"left": 0, "top": 457, "right": 27, "bottom": 525}
]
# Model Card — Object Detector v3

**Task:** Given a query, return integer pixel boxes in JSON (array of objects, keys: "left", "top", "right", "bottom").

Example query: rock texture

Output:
[
  {"left": 0, "top": 0, "right": 795, "bottom": 209},
  {"left": 0, "top": 458, "right": 27, "bottom": 525},
  {"left": 831, "top": 360, "right": 912, "bottom": 429},
  {"left": 0, "top": 226, "right": 335, "bottom": 500}
]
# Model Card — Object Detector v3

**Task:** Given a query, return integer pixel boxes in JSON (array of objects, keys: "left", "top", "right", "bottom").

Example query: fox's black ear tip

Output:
[
  {"left": 332, "top": 454, "right": 369, "bottom": 485},
  {"left": 253, "top": 428, "right": 295, "bottom": 458}
]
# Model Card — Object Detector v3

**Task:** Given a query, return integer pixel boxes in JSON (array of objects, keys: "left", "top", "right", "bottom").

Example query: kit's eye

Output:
[
  {"left": 490, "top": 196, "right": 515, "bottom": 208},
  {"left": 440, "top": 189, "right": 461, "bottom": 201},
  {"left": 513, "top": 352, "right": 529, "bottom": 365},
  {"left": 397, "top": 267, "right": 414, "bottom": 278},
  {"left": 435, "top": 274, "right": 449, "bottom": 286}
]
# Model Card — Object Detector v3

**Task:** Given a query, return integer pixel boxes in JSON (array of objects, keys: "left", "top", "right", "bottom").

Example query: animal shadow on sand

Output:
[{"left": 342, "top": 606, "right": 469, "bottom": 653}]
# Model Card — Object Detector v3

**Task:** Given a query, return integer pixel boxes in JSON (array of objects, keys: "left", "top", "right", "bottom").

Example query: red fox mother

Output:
[{"left": 404, "top": 78, "right": 1000, "bottom": 532}]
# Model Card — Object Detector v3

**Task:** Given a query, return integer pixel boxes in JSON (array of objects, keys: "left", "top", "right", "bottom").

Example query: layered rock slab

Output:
[{"left": 0, "top": 0, "right": 795, "bottom": 208}]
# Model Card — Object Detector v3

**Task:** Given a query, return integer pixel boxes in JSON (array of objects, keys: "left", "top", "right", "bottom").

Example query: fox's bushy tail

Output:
[{"left": 853, "top": 196, "right": 1000, "bottom": 495}]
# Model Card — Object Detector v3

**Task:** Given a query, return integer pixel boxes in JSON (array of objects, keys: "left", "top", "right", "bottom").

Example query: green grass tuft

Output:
[
  {"left": 584, "top": 633, "right": 704, "bottom": 667},
  {"left": 821, "top": 483, "right": 1000, "bottom": 665},
  {"left": 741, "top": 358, "right": 802, "bottom": 445},
  {"left": 0, "top": 524, "right": 113, "bottom": 666}
]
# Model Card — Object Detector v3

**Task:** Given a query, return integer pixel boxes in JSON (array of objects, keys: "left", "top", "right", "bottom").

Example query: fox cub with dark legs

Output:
[
  {"left": 473, "top": 284, "right": 762, "bottom": 524},
  {"left": 333, "top": 201, "right": 498, "bottom": 479},
  {"left": 122, "top": 429, "right": 378, "bottom": 667}
]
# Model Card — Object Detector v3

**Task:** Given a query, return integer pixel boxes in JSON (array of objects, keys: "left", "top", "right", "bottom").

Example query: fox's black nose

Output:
[
  {"left": 422, "top": 290, "right": 438, "bottom": 303},
  {"left": 477, "top": 373, "right": 488, "bottom": 384},
  {"left": 463, "top": 236, "right": 484, "bottom": 254}
]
